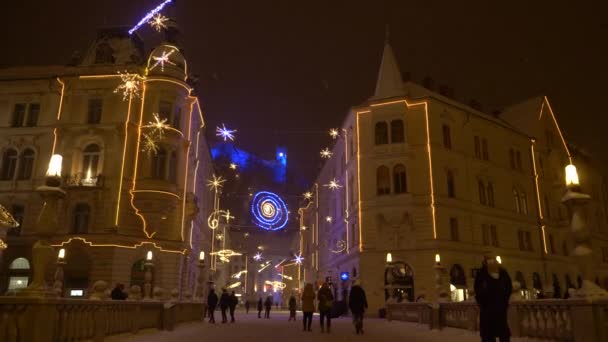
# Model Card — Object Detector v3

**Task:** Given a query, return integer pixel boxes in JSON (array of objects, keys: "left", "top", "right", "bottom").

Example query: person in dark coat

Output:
[
  {"left": 474, "top": 255, "right": 513, "bottom": 342},
  {"left": 264, "top": 296, "right": 273, "bottom": 319},
  {"left": 301, "top": 283, "right": 315, "bottom": 332},
  {"left": 219, "top": 289, "right": 230, "bottom": 323},
  {"left": 349, "top": 281, "right": 368, "bottom": 335},
  {"left": 207, "top": 289, "right": 219, "bottom": 323},
  {"left": 245, "top": 300, "right": 250, "bottom": 314},
  {"left": 229, "top": 291, "right": 238, "bottom": 323},
  {"left": 288, "top": 295, "right": 297, "bottom": 321},
  {"left": 110, "top": 283, "right": 128, "bottom": 300},
  {"left": 317, "top": 282, "right": 334, "bottom": 333},
  {"left": 257, "top": 298, "right": 263, "bottom": 318}
]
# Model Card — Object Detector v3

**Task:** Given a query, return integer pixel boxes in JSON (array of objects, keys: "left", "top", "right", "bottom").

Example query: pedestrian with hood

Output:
[
  {"left": 229, "top": 291, "right": 238, "bottom": 323},
  {"left": 264, "top": 296, "right": 273, "bottom": 318},
  {"left": 257, "top": 297, "right": 263, "bottom": 318},
  {"left": 288, "top": 294, "right": 297, "bottom": 321},
  {"left": 349, "top": 280, "right": 368, "bottom": 335},
  {"left": 317, "top": 282, "right": 334, "bottom": 333},
  {"left": 207, "top": 289, "right": 218, "bottom": 323},
  {"left": 301, "top": 283, "right": 315, "bottom": 332},
  {"left": 219, "top": 288, "right": 230, "bottom": 323},
  {"left": 474, "top": 254, "right": 513, "bottom": 342}
]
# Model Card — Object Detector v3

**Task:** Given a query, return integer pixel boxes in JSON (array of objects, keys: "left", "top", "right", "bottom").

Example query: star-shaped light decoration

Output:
[
  {"left": 320, "top": 148, "right": 333, "bottom": 159},
  {"left": 253, "top": 252, "right": 263, "bottom": 261},
  {"left": 329, "top": 128, "right": 339, "bottom": 139},
  {"left": 324, "top": 178, "right": 342, "bottom": 190},
  {"left": 142, "top": 133, "right": 160, "bottom": 155},
  {"left": 222, "top": 210, "right": 235, "bottom": 224},
  {"left": 216, "top": 234, "right": 224, "bottom": 241},
  {"left": 216, "top": 124, "right": 237, "bottom": 141},
  {"left": 207, "top": 175, "right": 226, "bottom": 191},
  {"left": 151, "top": 49, "right": 176, "bottom": 72},
  {"left": 229, "top": 163, "right": 237, "bottom": 170},
  {"left": 303, "top": 192, "right": 313, "bottom": 200},
  {"left": 325, "top": 216, "right": 333, "bottom": 223},
  {"left": 294, "top": 253, "right": 304, "bottom": 265},
  {"left": 300, "top": 226, "right": 307, "bottom": 231},
  {"left": 114, "top": 72, "right": 141, "bottom": 101},
  {"left": 148, "top": 13, "right": 169, "bottom": 32}
]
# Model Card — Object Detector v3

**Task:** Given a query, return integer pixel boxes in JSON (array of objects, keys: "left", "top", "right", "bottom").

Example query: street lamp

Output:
[
  {"left": 53, "top": 248, "right": 66, "bottom": 296},
  {"left": 496, "top": 255, "right": 502, "bottom": 265},
  {"left": 561, "top": 163, "right": 607, "bottom": 298},
  {"left": 144, "top": 251, "right": 154, "bottom": 300},
  {"left": 433, "top": 253, "right": 449, "bottom": 302},
  {"left": 386, "top": 253, "right": 392, "bottom": 263}
]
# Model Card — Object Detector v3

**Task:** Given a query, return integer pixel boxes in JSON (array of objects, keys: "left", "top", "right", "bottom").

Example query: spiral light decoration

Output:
[{"left": 251, "top": 191, "right": 288, "bottom": 231}]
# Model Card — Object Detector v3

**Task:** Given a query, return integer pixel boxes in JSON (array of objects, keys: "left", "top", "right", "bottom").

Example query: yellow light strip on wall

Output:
[
  {"left": 180, "top": 100, "right": 194, "bottom": 242},
  {"left": 146, "top": 77, "right": 192, "bottom": 93},
  {"left": 345, "top": 169, "right": 349, "bottom": 254},
  {"left": 356, "top": 111, "right": 366, "bottom": 251},
  {"left": 79, "top": 74, "right": 124, "bottom": 79},
  {"left": 51, "top": 77, "right": 65, "bottom": 155},
  {"left": 52, "top": 237, "right": 187, "bottom": 254},
  {"left": 115, "top": 96, "right": 134, "bottom": 226},
  {"left": 531, "top": 141, "right": 548, "bottom": 254},
  {"left": 131, "top": 189, "right": 181, "bottom": 199},
  {"left": 543, "top": 96, "right": 572, "bottom": 163}
]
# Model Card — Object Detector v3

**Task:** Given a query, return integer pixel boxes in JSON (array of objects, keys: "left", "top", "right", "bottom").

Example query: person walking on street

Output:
[
  {"left": 264, "top": 296, "right": 273, "bottom": 319},
  {"left": 474, "top": 254, "right": 513, "bottom": 342},
  {"left": 219, "top": 289, "right": 230, "bottom": 323},
  {"left": 317, "top": 282, "right": 334, "bottom": 333},
  {"left": 207, "top": 289, "right": 219, "bottom": 323},
  {"left": 301, "top": 283, "right": 315, "bottom": 332},
  {"left": 288, "top": 295, "right": 297, "bottom": 321},
  {"left": 257, "top": 298, "right": 263, "bottom": 318},
  {"left": 349, "top": 280, "right": 368, "bottom": 335},
  {"left": 245, "top": 300, "right": 250, "bottom": 314},
  {"left": 229, "top": 291, "right": 238, "bottom": 323}
]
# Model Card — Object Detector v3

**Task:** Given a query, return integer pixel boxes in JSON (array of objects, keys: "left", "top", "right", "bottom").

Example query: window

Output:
[
  {"left": 87, "top": 99, "right": 103, "bottom": 124},
  {"left": 169, "top": 151, "right": 178, "bottom": 182},
  {"left": 8, "top": 257, "right": 30, "bottom": 290},
  {"left": 490, "top": 225, "right": 499, "bottom": 247},
  {"left": 513, "top": 189, "right": 521, "bottom": 213},
  {"left": 374, "top": 122, "right": 388, "bottom": 145},
  {"left": 518, "top": 230, "right": 526, "bottom": 251},
  {"left": 487, "top": 183, "right": 495, "bottom": 208},
  {"left": 1, "top": 149, "right": 18, "bottom": 180},
  {"left": 17, "top": 149, "right": 35, "bottom": 180},
  {"left": 481, "top": 138, "right": 489, "bottom": 160},
  {"left": 474, "top": 136, "right": 481, "bottom": 159},
  {"left": 11, "top": 104, "right": 26, "bottom": 127},
  {"left": 393, "top": 164, "right": 407, "bottom": 194},
  {"left": 447, "top": 170, "right": 455, "bottom": 198},
  {"left": 442, "top": 124, "right": 452, "bottom": 149},
  {"left": 159, "top": 101, "right": 173, "bottom": 122},
  {"left": 82, "top": 144, "right": 101, "bottom": 177},
  {"left": 151, "top": 148, "right": 167, "bottom": 179},
  {"left": 376, "top": 166, "right": 390, "bottom": 195},
  {"left": 549, "top": 235, "right": 556, "bottom": 254},
  {"left": 478, "top": 180, "right": 487, "bottom": 205},
  {"left": 72, "top": 203, "right": 91, "bottom": 234},
  {"left": 509, "top": 149, "right": 515, "bottom": 169},
  {"left": 8, "top": 204, "right": 24, "bottom": 236},
  {"left": 450, "top": 218, "right": 459, "bottom": 241},
  {"left": 525, "top": 231, "right": 533, "bottom": 251},
  {"left": 172, "top": 107, "right": 182, "bottom": 129},
  {"left": 516, "top": 151, "right": 522, "bottom": 171},
  {"left": 25, "top": 103, "right": 40, "bottom": 127},
  {"left": 482, "top": 224, "right": 490, "bottom": 246},
  {"left": 390, "top": 120, "right": 404, "bottom": 143},
  {"left": 520, "top": 192, "right": 528, "bottom": 215}
]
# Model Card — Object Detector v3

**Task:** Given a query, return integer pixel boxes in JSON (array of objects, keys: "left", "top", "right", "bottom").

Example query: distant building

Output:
[
  {"left": 299, "top": 41, "right": 608, "bottom": 314},
  {"left": 0, "top": 27, "right": 214, "bottom": 298}
]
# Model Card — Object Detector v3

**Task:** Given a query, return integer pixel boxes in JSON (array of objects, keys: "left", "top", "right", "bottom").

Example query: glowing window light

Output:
[
  {"left": 324, "top": 178, "right": 342, "bottom": 190},
  {"left": 320, "top": 148, "right": 333, "bottom": 159},
  {"left": 128, "top": 0, "right": 173, "bottom": 35},
  {"left": 250, "top": 191, "right": 289, "bottom": 231},
  {"left": 148, "top": 13, "right": 169, "bottom": 32},
  {"left": 47, "top": 154, "right": 63, "bottom": 177},
  {"left": 329, "top": 128, "right": 339, "bottom": 139},
  {"left": 565, "top": 164, "right": 579, "bottom": 187},
  {"left": 216, "top": 124, "right": 237, "bottom": 141}
]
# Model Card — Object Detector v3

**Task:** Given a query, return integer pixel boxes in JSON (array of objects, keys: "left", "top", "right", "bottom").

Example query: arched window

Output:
[
  {"left": 376, "top": 166, "right": 390, "bottom": 195},
  {"left": 375, "top": 122, "right": 388, "bottom": 145},
  {"left": 478, "top": 180, "right": 486, "bottom": 205},
  {"left": 17, "top": 148, "right": 35, "bottom": 180},
  {"left": 447, "top": 170, "right": 455, "bottom": 198},
  {"left": 8, "top": 257, "right": 30, "bottom": 290},
  {"left": 82, "top": 144, "right": 101, "bottom": 177},
  {"left": 168, "top": 151, "right": 178, "bottom": 182},
  {"left": 131, "top": 259, "right": 155, "bottom": 289},
  {"left": 151, "top": 148, "right": 167, "bottom": 179},
  {"left": 390, "top": 120, "right": 404, "bottom": 143},
  {"left": 513, "top": 189, "right": 521, "bottom": 213},
  {"left": 515, "top": 272, "right": 527, "bottom": 289},
  {"left": 1, "top": 149, "right": 18, "bottom": 180},
  {"left": 72, "top": 203, "right": 91, "bottom": 234},
  {"left": 487, "top": 182, "right": 495, "bottom": 207},
  {"left": 393, "top": 164, "right": 407, "bottom": 194},
  {"left": 532, "top": 272, "right": 543, "bottom": 293}
]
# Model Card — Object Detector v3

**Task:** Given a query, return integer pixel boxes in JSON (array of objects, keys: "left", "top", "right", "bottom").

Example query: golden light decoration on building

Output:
[
  {"left": 325, "top": 216, "right": 332, "bottom": 223},
  {"left": 329, "top": 128, "right": 339, "bottom": 139},
  {"left": 210, "top": 249, "right": 242, "bottom": 259},
  {"left": 330, "top": 240, "right": 346, "bottom": 254},
  {"left": 150, "top": 49, "right": 176, "bottom": 72},
  {"left": 114, "top": 72, "right": 141, "bottom": 101},
  {"left": 229, "top": 163, "right": 237, "bottom": 170},
  {"left": 46, "top": 154, "right": 63, "bottom": 178},
  {"left": 324, "top": 178, "right": 342, "bottom": 190},
  {"left": 207, "top": 175, "right": 226, "bottom": 191},
  {"left": 232, "top": 270, "right": 248, "bottom": 279},
  {"left": 303, "top": 192, "right": 313, "bottom": 200},
  {"left": 227, "top": 281, "right": 242, "bottom": 289},
  {"left": 320, "top": 148, "right": 333, "bottom": 159},
  {"left": 565, "top": 164, "right": 580, "bottom": 187},
  {"left": 265, "top": 280, "right": 287, "bottom": 290},
  {"left": 148, "top": 13, "right": 169, "bottom": 32}
]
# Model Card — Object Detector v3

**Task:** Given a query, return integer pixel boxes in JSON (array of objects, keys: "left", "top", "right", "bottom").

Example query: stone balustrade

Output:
[
  {"left": 387, "top": 299, "right": 608, "bottom": 342},
  {"left": 0, "top": 297, "right": 206, "bottom": 342}
]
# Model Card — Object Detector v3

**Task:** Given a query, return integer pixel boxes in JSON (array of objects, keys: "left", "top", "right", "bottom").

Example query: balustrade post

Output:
[
  {"left": 507, "top": 304, "right": 521, "bottom": 337},
  {"left": 93, "top": 304, "right": 106, "bottom": 342},
  {"left": 570, "top": 302, "right": 600, "bottom": 342}
]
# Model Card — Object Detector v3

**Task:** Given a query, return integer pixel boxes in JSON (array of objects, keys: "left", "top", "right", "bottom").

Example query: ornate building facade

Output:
[
  {"left": 0, "top": 27, "right": 214, "bottom": 298},
  {"left": 300, "top": 42, "right": 608, "bottom": 315}
]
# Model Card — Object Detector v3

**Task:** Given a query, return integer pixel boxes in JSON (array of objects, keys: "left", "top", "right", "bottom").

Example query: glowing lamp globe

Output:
[
  {"left": 386, "top": 252, "right": 392, "bottom": 263},
  {"left": 146, "top": 251, "right": 153, "bottom": 261},
  {"left": 199, "top": 251, "right": 205, "bottom": 261},
  {"left": 565, "top": 164, "right": 580, "bottom": 187},
  {"left": 435, "top": 254, "right": 441, "bottom": 264},
  {"left": 58, "top": 248, "right": 66, "bottom": 260},
  {"left": 47, "top": 154, "right": 63, "bottom": 177},
  {"left": 496, "top": 255, "right": 502, "bottom": 264}
]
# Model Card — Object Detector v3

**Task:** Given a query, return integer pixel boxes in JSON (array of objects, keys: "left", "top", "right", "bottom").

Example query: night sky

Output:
[{"left": 3, "top": 1, "right": 607, "bottom": 184}]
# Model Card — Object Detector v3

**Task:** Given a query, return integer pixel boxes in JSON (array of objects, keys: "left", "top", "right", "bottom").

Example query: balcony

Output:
[{"left": 64, "top": 172, "right": 105, "bottom": 188}]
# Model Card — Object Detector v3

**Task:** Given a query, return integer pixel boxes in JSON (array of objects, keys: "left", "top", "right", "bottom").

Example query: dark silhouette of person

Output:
[
  {"left": 349, "top": 280, "right": 368, "bottom": 335},
  {"left": 219, "top": 289, "right": 230, "bottom": 323},
  {"left": 245, "top": 300, "right": 250, "bottom": 314},
  {"left": 207, "top": 289, "right": 218, "bottom": 323},
  {"left": 229, "top": 291, "right": 238, "bottom": 323},
  {"left": 475, "top": 255, "right": 513, "bottom": 342},
  {"left": 288, "top": 295, "right": 297, "bottom": 321},
  {"left": 110, "top": 283, "right": 128, "bottom": 300},
  {"left": 264, "top": 296, "right": 273, "bottom": 319},
  {"left": 301, "top": 283, "right": 315, "bottom": 331},
  {"left": 317, "top": 282, "right": 334, "bottom": 333},
  {"left": 257, "top": 297, "right": 263, "bottom": 318}
]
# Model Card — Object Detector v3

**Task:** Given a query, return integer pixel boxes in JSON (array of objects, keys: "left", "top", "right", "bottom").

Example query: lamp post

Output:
[
  {"left": 20, "top": 154, "right": 66, "bottom": 298},
  {"left": 561, "top": 164, "right": 607, "bottom": 298},
  {"left": 434, "top": 254, "right": 449, "bottom": 302},
  {"left": 53, "top": 248, "right": 66, "bottom": 296},
  {"left": 144, "top": 251, "right": 154, "bottom": 300}
]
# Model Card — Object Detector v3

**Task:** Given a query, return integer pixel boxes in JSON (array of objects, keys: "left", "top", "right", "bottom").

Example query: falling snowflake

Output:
[
  {"left": 114, "top": 72, "right": 141, "bottom": 101},
  {"left": 150, "top": 49, "right": 176, "bottom": 72},
  {"left": 216, "top": 124, "right": 237, "bottom": 141},
  {"left": 148, "top": 13, "right": 169, "bottom": 32},
  {"left": 320, "top": 148, "right": 333, "bottom": 159}
]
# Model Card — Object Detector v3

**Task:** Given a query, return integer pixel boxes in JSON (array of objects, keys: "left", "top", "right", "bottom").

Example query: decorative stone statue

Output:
[
  {"left": 129, "top": 285, "right": 142, "bottom": 300},
  {"left": 153, "top": 286, "right": 165, "bottom": 301},
  {"left": 90, "top": 280, "right": 108, "bottom": 300}
]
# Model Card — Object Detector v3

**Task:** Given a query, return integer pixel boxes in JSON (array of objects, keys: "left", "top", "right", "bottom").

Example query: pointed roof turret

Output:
[{"left": 371, "top": 30, "right": 405, "bottom": 100}]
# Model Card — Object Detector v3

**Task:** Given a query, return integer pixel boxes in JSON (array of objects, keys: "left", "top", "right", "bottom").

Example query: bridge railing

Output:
[
  {"left": 387, "top": 299, "right": 608, "bottom": 342},
  {"left": 0, "top": 297, "right": 205, "bottom": 342}
]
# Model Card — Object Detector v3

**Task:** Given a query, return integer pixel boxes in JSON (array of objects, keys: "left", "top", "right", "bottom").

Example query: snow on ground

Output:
[{"left": 105, "top": 310, "right": 547, "bottom": 342}]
